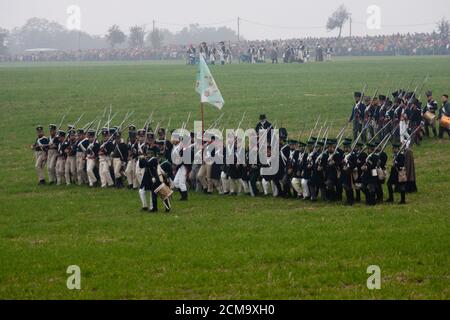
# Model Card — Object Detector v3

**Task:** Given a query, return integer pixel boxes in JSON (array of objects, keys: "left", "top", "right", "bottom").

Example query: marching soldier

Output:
[
  {"left": 85, "top": 129, "right": 100, "bottom": 187},
  {"left": 300, "top": 140, "right": 315, "bottom": 200},
  {"left": 354, "top": 141, "right": 366, "bottom": 203},
  {"left": 31, "top": 125, "right": 48, "bottom": 185},
  {"left": 423, "top": 91, "right": 438, "bottom": 137},
  {"left": 438, "top": 94, "right": 450, "bottom": 139},
  {"left": 289, "top": 140, "right": 302, "bottom": 198},
  {"left": 350, "top": 92, "right": 365, "bottom": 140},
  {"left": 135, "top": 129, "right": 147, "bottom": 187},
  {"left": 138, "top": 146, "right": 171, "bottom": 213},
  {"left": 75, "top": 128, "right": 89, "bottom": 185},
  {"left": 55, "top": 131, "right": 67, "bottom": 186},
  {"left": 63, "top": 130, "right": 77, "bottom": 185},
  {"left": 360, "top": 142, "right": 379, "bottom": 206},
  {"left": 98, "top": 128, "right": 114, "bottom": 188},
  {"left": 47, "top": 124, "right": 58, "bottom": 184},
  {"left": 386, "top": 143, "right": 406, "bottom": 205},
  {"left": 309, "top": 141, "right": 323, "bottom": 202},
  {"left": 341, "top": 139, "right": 357, "bottom": 205},
  {"left": 375, "top": 143, "right": 388, "bottom": 203},
  {"left": 172, "top": 132, "right": 192, "bottom": 201},
  {"left": 125, "top": 126, "right": 139, "bottom": 189},
  {"left": 112, "top": 130, "right": 128, "bottom": 188}
]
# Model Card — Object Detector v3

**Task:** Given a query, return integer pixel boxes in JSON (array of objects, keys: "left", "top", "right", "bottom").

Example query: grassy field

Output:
[{"left": 0, "top": 56, "right": 449, "bottom": 299}]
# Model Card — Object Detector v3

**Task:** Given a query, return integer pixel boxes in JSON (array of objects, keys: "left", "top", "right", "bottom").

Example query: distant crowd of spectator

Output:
[{"left": 1, "top": 32, "right": 449, "bottom": 63}]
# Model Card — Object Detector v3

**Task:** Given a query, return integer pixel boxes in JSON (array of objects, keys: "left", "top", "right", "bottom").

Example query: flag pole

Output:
[{"left": 201, "top": 101, "right": 204, "bottom": 161}]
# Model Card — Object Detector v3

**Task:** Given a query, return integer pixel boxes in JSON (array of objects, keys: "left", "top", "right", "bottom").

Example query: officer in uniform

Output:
[
  {"left": 47, "top": 124, "right": 58, "bottom": 184},
  {"left": 31, "top": 125, "right": 49, "bottom": 185}
]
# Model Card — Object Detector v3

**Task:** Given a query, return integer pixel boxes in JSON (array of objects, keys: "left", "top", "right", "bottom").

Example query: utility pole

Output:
[
  {"left": 237, "top": 16, "right": 240, "bottom": 42},
  {"left": 238, "top": 17, "right": 240, "bottom": 42},
  {"left": 349, "top": 16, "right": 352, "bottom": 37},
  {"left": 153, "top": 19, "right": 156, "bottom": 33}
]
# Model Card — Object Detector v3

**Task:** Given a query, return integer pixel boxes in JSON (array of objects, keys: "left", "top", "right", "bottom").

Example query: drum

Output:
[
  {"left": 440, "top": 115, "right": 450, "bottom": 129},
  {"left": 423, "top": 111, "right": 435, "bottom": 123},
  {"left": 154, "top": 183, "right": 173, "bottom": 200}
]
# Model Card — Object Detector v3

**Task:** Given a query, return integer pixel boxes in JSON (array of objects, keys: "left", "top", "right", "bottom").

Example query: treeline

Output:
[{"left": 0, "top": 18, "right": 240, "bottom": 54}]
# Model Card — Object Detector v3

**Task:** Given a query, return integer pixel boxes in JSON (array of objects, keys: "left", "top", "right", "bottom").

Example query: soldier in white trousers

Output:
[
  {"left": 55, "top": 131, "right": 67, "bottom": 186},
  {"left": 98, "top": 128, "right": 114, "bottom": 188},
  {"left": 63, "top": 130, "right": 77, "bottom": 185},
  {"left": 85, "top": 129, "right": 99, "bottom": 187},
  {"left": 47, "top": 124, "right": 58, "bottom": 184},
  {"left": 31, "top": 125, "right": 48, "bottom": 185},
  {"left": 75, "top": 129, "right": 89, "bottom": 185}
]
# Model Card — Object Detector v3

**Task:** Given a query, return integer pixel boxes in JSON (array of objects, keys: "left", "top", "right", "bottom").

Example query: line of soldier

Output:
[
  {"left": 31, "top": 91, "right": 449, "bottom": 211},
  {"left": 350, "top": 87, "right": 450, "bottom": 147}
]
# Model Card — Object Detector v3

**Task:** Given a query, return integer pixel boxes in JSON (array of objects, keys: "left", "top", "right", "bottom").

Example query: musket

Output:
[
  {"left": 57, "top": 106, "right": 72, "bottom": 132},
  {"left": 236, "top": 112, "right": 246, "bottom": 131},
  {"left": 351, "top": 120, "right": 371, "bottom": 152},
  {"left": 307, "top": 115, "right": 321, "bottom": 142},
  {"left": 366, "top": 119, "right": 393, "bottom": 145},
  {"left": 100, "top": 111, "right": 133, "bottom": 148},
  {"left": 103, "top": 111, "right": 118, "bottom": 129},
  {"left": 182, "top": 112, "right": 191, "bottom": 131},
  {"left": 313, "top": 120, "right": 327, "bottom": 150},
  {"left": 61, "top": 112, "right": 85, "bottom": 144},
  {"left": 297, "top": 123, "right": 306, "bottom": 142},
  {"left": 206, "top": 113, "right": 225, "bottom": 132}
]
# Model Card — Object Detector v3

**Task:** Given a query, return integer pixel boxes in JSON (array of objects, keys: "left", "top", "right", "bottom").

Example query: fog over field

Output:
[{"left": 1, "top": 0, "right": 450, "bottom": 39}]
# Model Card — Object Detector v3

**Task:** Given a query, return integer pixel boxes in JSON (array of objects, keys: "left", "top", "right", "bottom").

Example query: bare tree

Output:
[
  {"left": 128, "top": 25, "right": 146, "bottom": 48},
  {"left": 106, "top": 24, "right": 126, "bottom": 48},
  {"left": 326, "top": 5, "right": 351, "bottom": 38},
  {"left": 436, "top": 17, "right": 449, "bottom": 39}
]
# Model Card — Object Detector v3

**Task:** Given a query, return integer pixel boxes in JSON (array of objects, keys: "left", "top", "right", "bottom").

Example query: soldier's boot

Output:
[
  {"left": 180, "top": 191, "right": 188, "bottom": 201},
  {"left": 345, "top": 190, "right": 354, "bottom": 206},
  {"left": 355, "top": 190, "right": 361, "bottom": 202},
  {"left": 399, "top": 191, "right": 406, "bottom": 205},
  {"left": 432, "top": 127, "right": 437, "bottom": 138},
  {"left": 150, "top": 194, "right": 158, "bottom": 212},
  {"left": 386, "top": 185, "right": 394, "bottom": 203}
]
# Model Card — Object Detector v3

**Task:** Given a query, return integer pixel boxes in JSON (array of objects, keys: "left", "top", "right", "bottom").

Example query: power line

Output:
[
  {"left": 240, "top": 17, "right": 325, "bottom": 30},
  {"left": 352, "top": 20, "right": 436, "bottom": 28},
  {"left": 155, "top": 19, "right": 235, "bottom": 28}
]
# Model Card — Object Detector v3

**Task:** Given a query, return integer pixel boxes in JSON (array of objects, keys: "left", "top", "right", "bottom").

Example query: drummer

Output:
[
  {"left": 438, "top": 94, "right": 450, "bottom": 139},
  {"left": 423, "top": 91, "right": 438, "bottom": 138}
]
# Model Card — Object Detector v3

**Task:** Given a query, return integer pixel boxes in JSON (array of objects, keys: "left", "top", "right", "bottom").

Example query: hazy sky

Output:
[{"left": 1, "top": 0, "right": 449, "bottom": 39}]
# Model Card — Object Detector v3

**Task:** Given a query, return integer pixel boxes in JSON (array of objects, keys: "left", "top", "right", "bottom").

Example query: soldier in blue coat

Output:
[{"left": 386, "top": 143, "right": 406, "bottom": 204}]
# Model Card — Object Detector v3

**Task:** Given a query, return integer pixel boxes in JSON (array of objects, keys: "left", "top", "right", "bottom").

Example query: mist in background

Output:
[{"left": 1, "top": 0, "right": 449, "bottom": 39}]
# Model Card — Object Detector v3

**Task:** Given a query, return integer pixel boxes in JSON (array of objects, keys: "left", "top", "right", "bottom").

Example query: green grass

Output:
[{"left": 0, "top": 56, "right": 449, "bottom": 299}]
